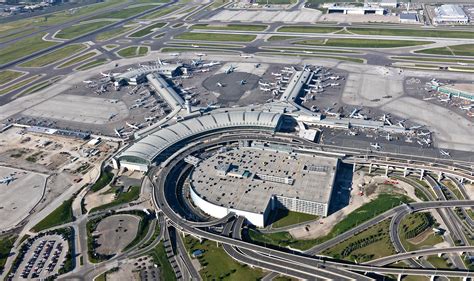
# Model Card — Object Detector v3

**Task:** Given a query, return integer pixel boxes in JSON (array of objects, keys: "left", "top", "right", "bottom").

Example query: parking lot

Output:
[
  {"left": 16, "top": 235, "right": 68, "bottom": 279},
  {"left": 95, "top": 214, "right": 141, "bottom": 255}
]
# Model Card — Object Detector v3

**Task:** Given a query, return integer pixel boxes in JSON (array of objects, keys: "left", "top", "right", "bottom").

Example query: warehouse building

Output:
[
  {"left": 433, "top": 4, "right": 469, "bottom": 25},
  {"left": 189, "top": 145, "right": 338, "bottom": 227}
]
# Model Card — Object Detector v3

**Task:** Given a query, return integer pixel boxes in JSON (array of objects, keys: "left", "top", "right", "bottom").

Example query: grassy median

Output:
[
  {"left": 56, "top": 20, "right": 113, "bottom": 40},
  {"left": 192, "top": 24, "right": 267, "bottom": 31},
  {"left": 117, "top": 46, "right": 149, "bottom": 58},
  {"left": 129, "top": 22, "right": 166, "bottom": 38},
  {"left": 278, "top": 25, "right": 342, "bottom": 33},
  {"left": 20, "top": 44, "right": 87, "bottom": 68},
  {"left": 295, "top": 38, "right": 431, "bottom": 48},
  {"left": 416, "top": 44, "right": 474, "bottom": 57},
  {"left": 348, "top": 27, "right": 474, "bottom": 39},
  {"left": 58, "top": 51, "right": 98, "bottom": 68},
  {"left": 0, "top": 33, "right": 57, "bottom": 65},
  {"left": 96, "top": 26, "right": 136, "bottom": 41},
  {"left": 31, "top": 199, "right": 74, "bottom": 232},
  {"left": 175, "top": 32, "right": 256, "bottom": 42},
  {"left": 0, "top": 70, "right": 24, "bottom": 86}
]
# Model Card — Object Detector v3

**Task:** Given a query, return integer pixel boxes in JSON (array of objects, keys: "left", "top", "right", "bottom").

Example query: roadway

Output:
[{"left": 151, "top": 131, "right": 474, "bottom": 279}]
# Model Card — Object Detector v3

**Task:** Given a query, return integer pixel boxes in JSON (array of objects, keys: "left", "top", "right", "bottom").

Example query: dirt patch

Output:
[{"left": 96, "top": 214, "right": 141, "bottom": 255}]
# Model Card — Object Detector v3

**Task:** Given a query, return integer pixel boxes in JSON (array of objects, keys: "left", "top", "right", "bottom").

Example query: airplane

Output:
[
  {"left": 384, "top": 133, "right": 392, "bottom": 141},
  {"left": 271, "top": 72, "right": 282, "bottom": 77},
  {"left": 310, "top": 105, "right": 319, "bottom": 112},
  {"left": 216, "top": 82, "right": 225, "bottom": 87},
  {"left": 370, "top": 143, "right": 381, "bottom": 150},
  {"left": 348, "top": 130, "right": 358, "bottom": 136},
  {"left": 329, "top": 83, "right": 340, "bottom": 87},
  {"left": 114, "top": 128, "right": 122, "bottom": 138},
  {"left": 191, "top": 58, "right": 202, "bottom": 67},
  {"left": 108, "top": 113, "right": 117, "bottom": 120},
  {"left": 192, "top": 44, "right": 200, "bottom": 48},
  {"left": 417, "top": 140, "right": 425, "bottom": 146},
  {"left": 145, "top": 116, "right": 156, "bottom": 122},
  {"left": 196, "top": 68, "right": 210, "bottom": 73},
  {"left": 405, "top": 136, "right": 413, "bottom": 143},
  {"left": 417, "top": 131, "right": 431, "bottom": 137},
  {"left": 422, "top": 97, "right": 436, "bottom": 101},
  {"left": 460, "top": 104, "right": 473, "bottom": 111},
  {"left": 440, "top": 150, "right": 451, "bottom": 157},
  {"left": 397, "top": 120, "right": 406, "bottom": 129},
  {"left": 439, "top": 97, "right": 450, "bottom": 103},
  {"left": 382, "top": 114, "right": 393, "bottom": 126},
  {"left": 240, "top": 54, "right": 253, "bottom": 58},
  {"left": 126, "top": 122, "right": 140, "bottom": 130},
  {"left": 410, "top": 125, "right": 423, "bottom": 130},
  {"left": 194, "top": 52, "right": 206, "bottom": 56},
  {"left": 239, "top": 80, "right": 247, "bottom": 85},
  {"left": 349, "top": 108, "right": 360, "bottom": 118},
  {"left": 100, "top": 72, "right": 113, "bottom": 78},
  {"left": 328, "top": 75, "right": 340, "bottom": 80},
  {"left": 0, "top": 176, "right": 15, "bottom": 185},
  {"left": 225, "top": 65, "right": 236, "bottom": 74},
  {"left": 202, "top": 61, "right": 220, "bottom": 67},
  {"left": 83, "top": 80, "right": 94, "bottom": 84},
  {"left": 170, "top": 53, "right": 180, "bottom": 57},
  {"left": 258, "top": 81, "right": 270, "bottom": 87},
  {"left": 157, "top": 58, "right": 169, "bottom": 66},
  {"left": 303, "top": 50, "right": 313, "bottom": 54},
  {"left": 260, "top": 87, "right": 271, "bottom": 92}
]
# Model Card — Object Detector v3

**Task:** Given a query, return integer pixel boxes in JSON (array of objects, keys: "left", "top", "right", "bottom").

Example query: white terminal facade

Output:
[{"left": 188, "top": 143, "right": 338, "bottom": 227}]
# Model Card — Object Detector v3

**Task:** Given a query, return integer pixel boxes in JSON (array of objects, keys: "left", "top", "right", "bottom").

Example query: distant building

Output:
[
  {"left": 434, "top": 83, "right": 474, "bottom": 101},
  {"left": 433, "top": 4, "right": 469, "bottom": 25},
  {"left": 327, "top": 5, "right": 386, "bottom": 15},
  {"left": 380, "top": 0, "right": 397, "bottom": 8},
  {"left": 400, "top": 13, "right": 419, "bottom": 23}
]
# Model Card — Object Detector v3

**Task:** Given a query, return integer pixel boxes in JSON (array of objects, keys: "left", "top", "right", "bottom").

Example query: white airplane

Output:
[
  {"left": 83, "top": 80, "right": 94, "bottom": 84},
  {"left": 157, "top": 58, "right": 169, "bottom": 65},
  {"left": 349, "top": 108, "right": 360, "bottom": 118},
  {"left": 202, "top": 61, "right": 220, "bottom": 67},
  {"left": 303, "top": 50, "right": 313, "bottom": 54},
  {"left": 191, "top": 58, "right": 202, "bottom": 67},
  {"left": 170, "top": 53, "right": 180, "bottom": 57},
  {"left": 423, "top": 97, "right": 436, "bottom": 101},
  {"left": 440, "top": 150, "right": 451, "bottom": 157},
  {"left": 384, "top": 133, "right": 392, "bottom": 141},
  {"left": 0, "top": 176, "right": 15, "bottom": 185},
  {"left": 310, "top": 105, "right": 319, "bottom": 112},
  {"left": 240, "top": 54, "right": 253, "bottom": 58},
  {"left": 410, "top": 125, "right": 423, "bottom": 130},
  {"left": 370, "top": 143, "right": 381, "bottom": 150},
  {"left": 196, "top": 68, "right": 210, "bottom": 73},
  {"left": 328, "top": 76, "right": 340, "bottom": 80},
  {"left": 271, "top": 72, "right": 282, "bottom": 77},
  {"left": 194, "top": 52, "right": 206, "bottom": 57},
  {"left": 417, "top": 131, "right": 431, "bottom": 137},
  {"left": 192, "top": 44, "right": 200, "bottom": 48},
  {"left": 225, "top": 65, "right": 236, "bottom": 74},
  {"left": 126, "top": 122, "right": 140, "bottom": 130},
  {"left": 397, "top": 120, "right": 406, "bottom": 129},
  {"left": 216, "top": 82, "right": 225, "bottom": 87},
  {"left": 422, "top": 138, "right": 431, "bottom": 145},
  {"left": 439, "top": 97, "right": 450, "bottom": 103},
  {"left": 460, "top": 105, "right": 473, "bottom": 111},
  {"left": 329, "top": 83, "right": 340, "bottom": 87},
  {"left": 417, "top": 140, "right": 424, "bottom": 146},
  {"left": 258, "top": 81, "right": 270, "bottom": 87},
  {"left": 114, "top": 128, "right": 122, "bottom": 138},
  {"left": 348, "top": 130, "right": 358, "bottom": 136},
  {"left": 405, "top": 136, "right": 413, "bottom": 143},
  {"left": 100, "top": 72, "right": 113, "bottom": 78},
  {"left": 260, "top": 87, "right": 271, "bottom": 92}
]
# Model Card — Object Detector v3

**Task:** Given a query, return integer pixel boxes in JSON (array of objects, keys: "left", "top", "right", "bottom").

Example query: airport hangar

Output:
[{"left": 116, "top": 110, "right": 339, "bottom": 227}]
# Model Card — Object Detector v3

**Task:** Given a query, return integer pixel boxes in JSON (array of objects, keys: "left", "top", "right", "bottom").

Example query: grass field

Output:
[
  {"left": 271, "top": 210, "right": 318, "bottom": 228},
  {"left": 32, "top": 199, "right": 74, "bottom": 232},
  {"left": 0, "top": 0, "right": 126, "bottom": 37},
  {"left": 248, "top": 193, "right": 411, "bottom": 250},
  {"left": 278, "top": 25, "right": 342, "bottom": 33},
  {"left": 322, "top": 219, "right": 395, "bottom": 263},
  {"left": 0, "top": 70, "right": 24, "bottom": 86},
  {"left": 56, "top": 20, "right": 113, "bottom": 40},
  {"left": 267, "top": 35, "right": 301, "bottom": 41},
  {"left": 260, "top": 51, "right": 365, "bottom": 63},
  {"left": 140, "top": 5, "right": 183, "bottom": 20},
  {"left": 427, "top": 256, "right": 450, "bottom": 268},
  {"left": 117, "top": 46, "right": 149, "bottom": 58},
  {"left": 20, "top": 44, "right": 86, "bottom": 68},
  {"left": 96, "top": 26, "right": 135, "bottom": 41},
  {"left": 295, "top": 38, "right": 431, "bottom": 48},
  {"left": 148, "top": 242, "right": 177, "bottom": 281},
  {"left": 90, "top": 4, "right": 157, "bottom": 20},
  {"left": 399, "top": 213, "right": 442, "bottom": 252},
  {"left": 191, "top": 23, "right": 267, "bottom": 31},
  {"left": 90, "top": 185, "right": 141, "bottom": 212},
  {"left": 184, "top": 236, "right": 265, "bottom": 280},
  {"left": 20, "top": 76, "right": 62, "bottom": 96},
  {"left": 0, "top": 75, "right": 40, "bottom": 96},
  {"left": 0, "top": 235, "right": 17, "bottom": 272},
  {"left": 128, "top": 22, "right": 166, "bottom": 38},
  {"left": 175, "top": 32, "right": 256, "bottom": 42},
  {"left": 256, "top": 0, "right": 296, "bottom": 3},
  {"left": 90, "top": 170, "right": 114, "bottom": 192},
  {"left": 58, "top": 51, "right": 98, "bottom": 68},
  {"left": 263, "top": 46, "right": 358, "bottom": 53},
  {"left": 77, "top": 58, "right": 108, "bottom": 70},
  {"left": 392, "top": 56, "right": 474, "bottom": 65},
  {"left": 0, "top": 33, "right": 57, "bottom": 65},
  {"left": 348, "top": 27, "right": 474, "bottom": 39},
  {"left": 168, "top": 42, "right": 242, "bottom": 48},
  {"left": 416, "top": 44, "right": 474, "bottom": 57}
]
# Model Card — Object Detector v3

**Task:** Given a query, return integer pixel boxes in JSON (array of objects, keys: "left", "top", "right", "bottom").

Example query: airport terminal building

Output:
[{"left": 189, "top": 145, "right": 338, "bottom": 227}]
